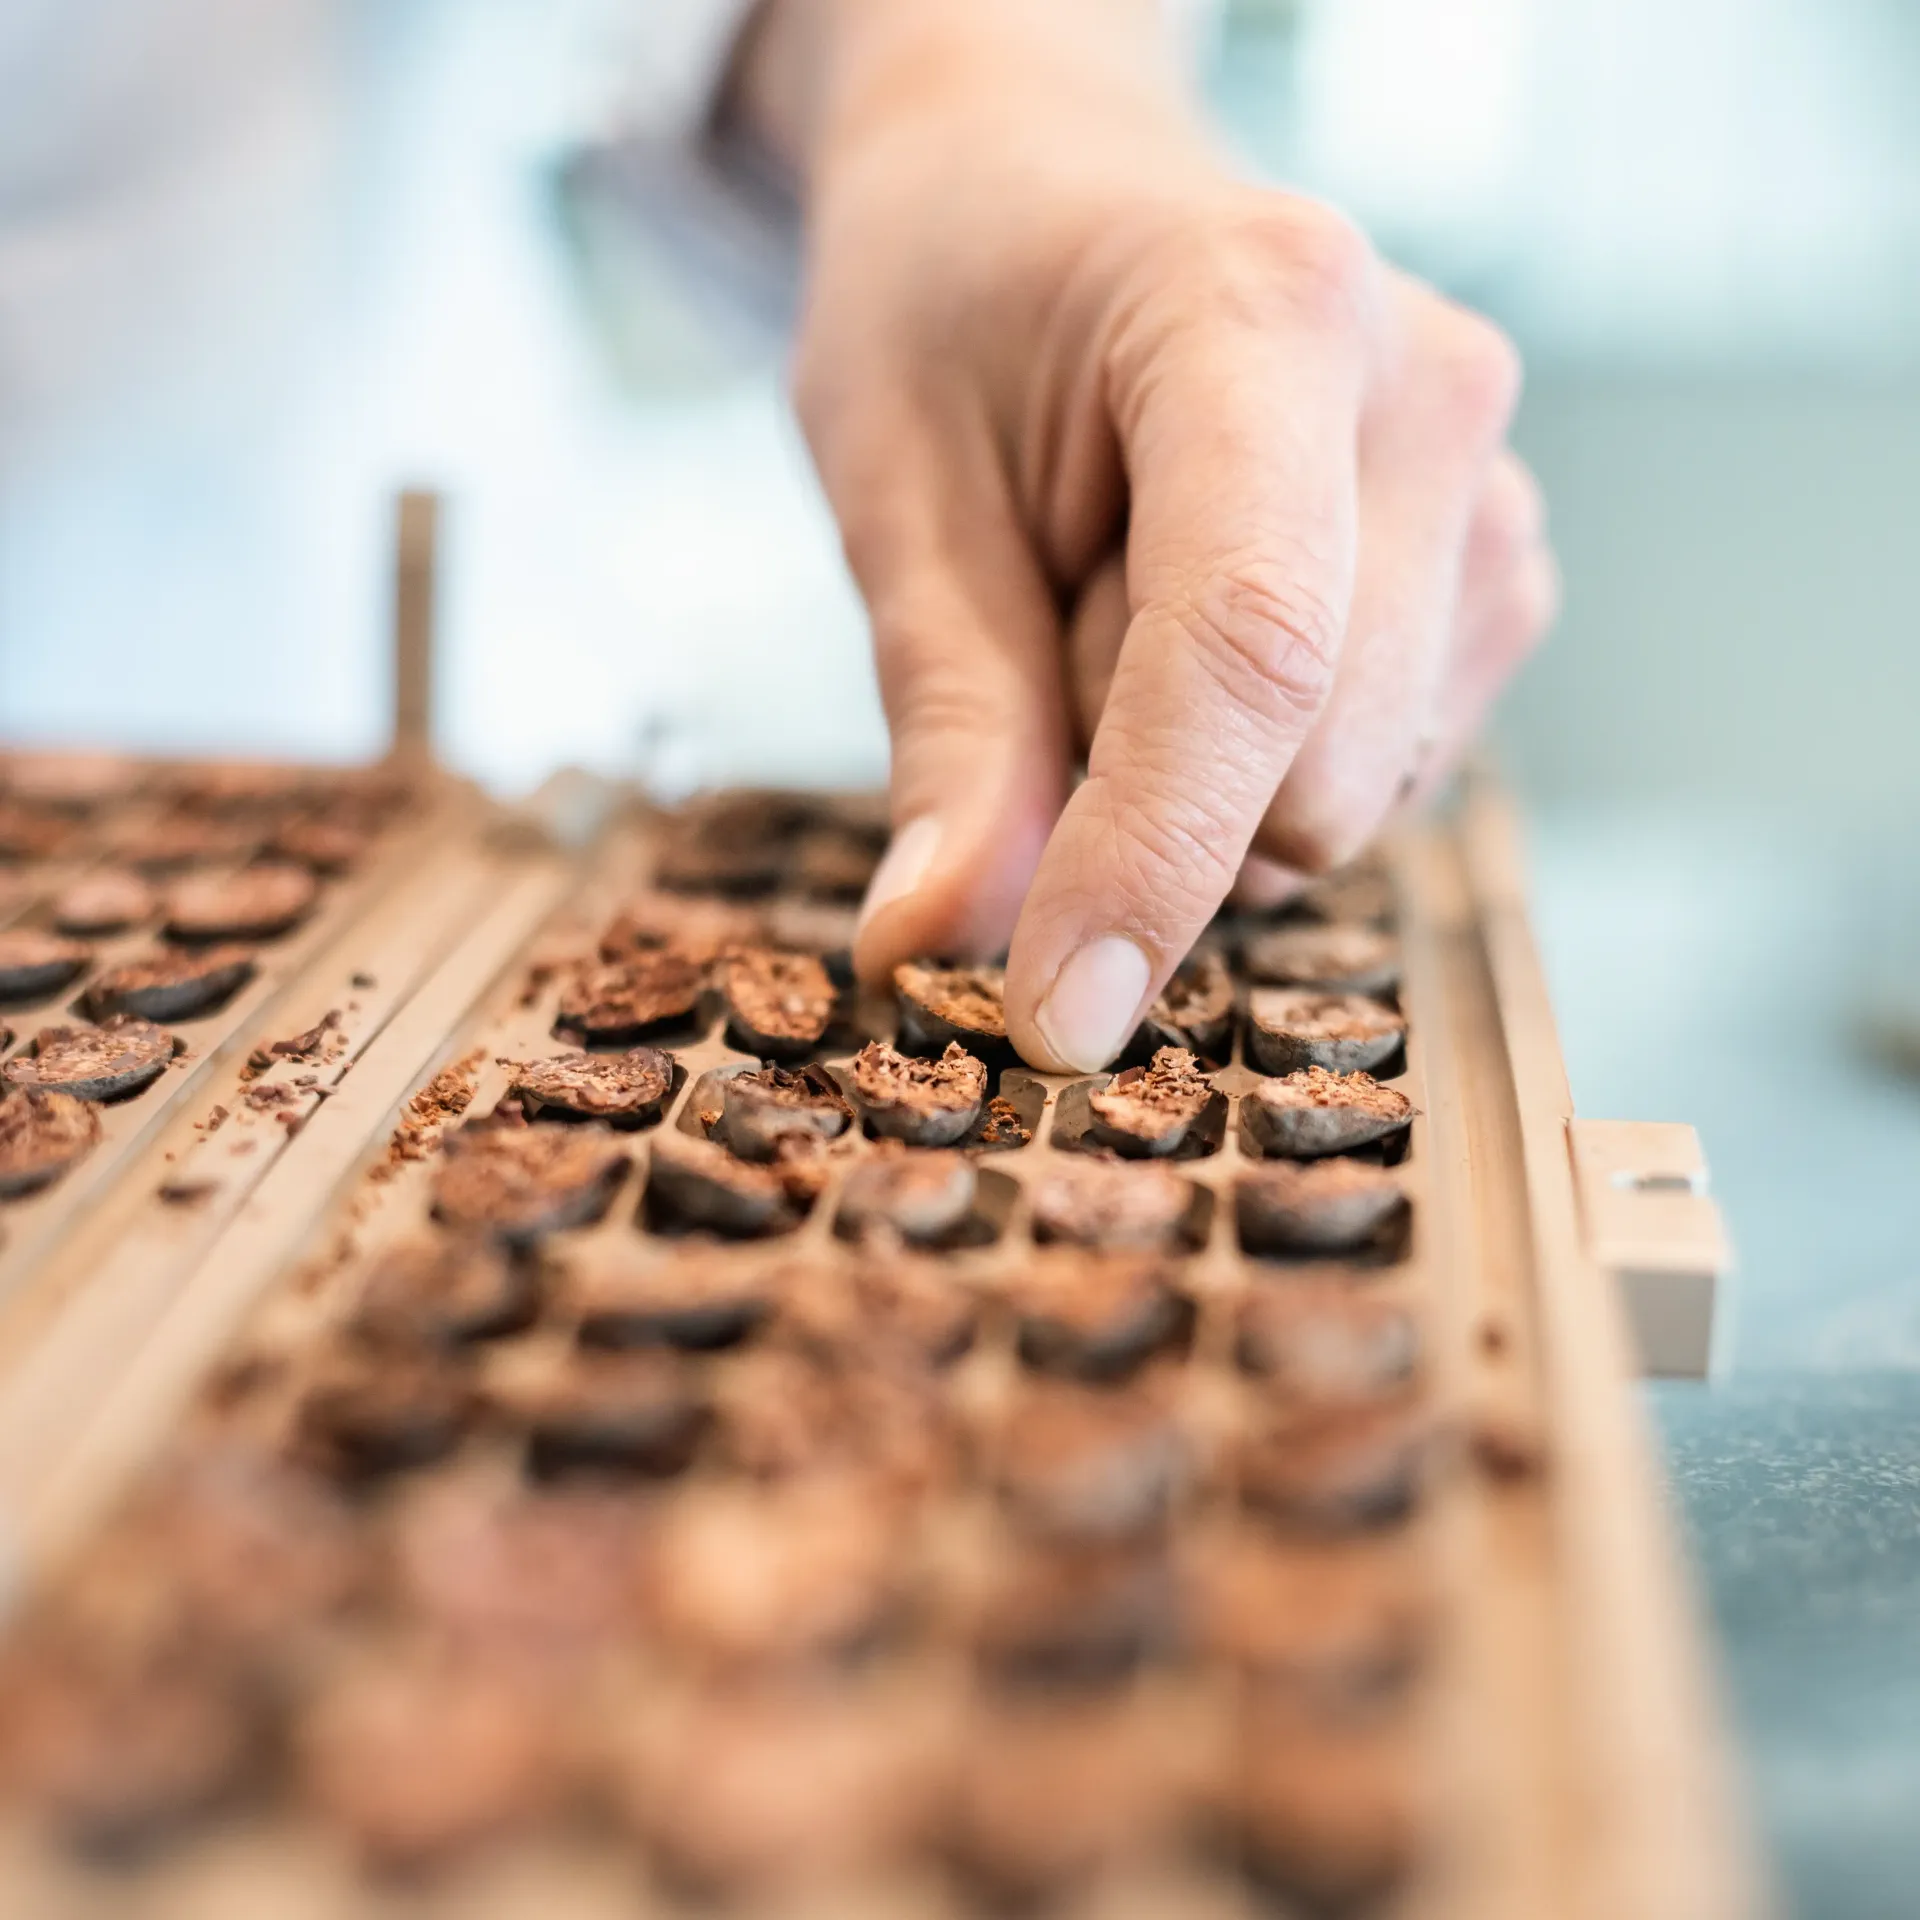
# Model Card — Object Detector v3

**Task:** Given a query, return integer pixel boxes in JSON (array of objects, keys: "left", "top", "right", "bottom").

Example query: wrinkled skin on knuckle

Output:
[
  {"left": 1166, "top": 550, "right": 1343, "bottom": 736},
  {"left": 1069, "top": 773, "right": 1246, "bottom": 950}
]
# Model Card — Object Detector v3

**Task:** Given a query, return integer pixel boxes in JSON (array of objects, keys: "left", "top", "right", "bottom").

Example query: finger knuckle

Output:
[
  {"left": 1171, "top": 551, "right": 1342, "bottom": 733},
  {"left": 1473, "top": 455, "right": 1547, "bottom": 566},
  {"left": 1148, "top": 196, "right": 1373, "bottom": 342},
  {"left": 1424, "top": 308, "right": 1524, "bottom": 440},
  {"left": 1103, "top": 780, "right": 1244, "bottom": 927}
]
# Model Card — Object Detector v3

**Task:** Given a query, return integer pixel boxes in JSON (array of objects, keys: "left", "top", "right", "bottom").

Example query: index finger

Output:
[{"left": 1003, "top": 215, "right": 1373, "bottom": 1073}]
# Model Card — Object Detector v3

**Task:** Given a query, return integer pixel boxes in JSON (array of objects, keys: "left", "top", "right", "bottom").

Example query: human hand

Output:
[{"left": 785, "top": 0, "right": 1557, "bottom": 1071}]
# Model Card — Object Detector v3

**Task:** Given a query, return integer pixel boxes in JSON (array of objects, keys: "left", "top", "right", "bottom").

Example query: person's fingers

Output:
[
  {"left": 1232, "top": 853, "right": 1311, "bottom": 911},
  {"left": 1065, "top": 550, "right": 1129, "bottom": 755},
  {"left": 1003, "top": 202, "right": 1379, "bottom": 1073},
  {"left": 803, "top": 397, "right": 1073, "bottom": 985},
  {"left": 1255, "top": 296, "right": 1521, "bottom": 871}
]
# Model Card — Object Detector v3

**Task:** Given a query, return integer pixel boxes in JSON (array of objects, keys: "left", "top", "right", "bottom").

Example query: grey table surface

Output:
[{"left": 1532, "top": 813, "right": 1920, "bottom": 1920}]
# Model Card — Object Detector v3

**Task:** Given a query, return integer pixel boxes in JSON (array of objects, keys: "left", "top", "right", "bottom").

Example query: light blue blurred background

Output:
[{"left": 3, "top": 3, "right": 1918, "bottom": 1910}]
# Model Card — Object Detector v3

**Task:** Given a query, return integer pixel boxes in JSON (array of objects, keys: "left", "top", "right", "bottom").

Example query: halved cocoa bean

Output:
[
  {"left": 0, "top": 801, "right": 79, "bottom": 863},
  {"left": 1243, "top": 923, "right": 1400, "bottom": 996},
  {"left": 0, "top": 1087, "right": 101, "bottom": 1195},
  {"left": 893, "top": 961, "right": 1008, "bottom": 1058},
  {"left": 295, "top": 1354, "right": 476, "bottom": 1481},
  {"left": 554, "top": 950, "right": 704, "bottom": 1044},
  {"left": 1247, "top": 988, "right": 1405, "bottom": 1076},
  {"left": 507, "top": 1351, "right": 712, "bottom": 1479},
  {"left": 647, "top": 1130, "right": 803, "bottom": 1237},
  {"left": 167, "top": 762, "right": 311, "bottom": 814},
  {"left": 640, "top": 1476, "right": 910, "bottom": 1665},
  {"left": 294, "top": 1646, "right": 560, "bottom": 1869},
  {"left": 266, "top": 814, "right": 370, "bottom": 874},
  {"left": 431, "top": 1123, "right": 630, "bottom": 1243},
  {"left": 2, "top": 749, "right": 141, "bottom": 812},
  {"left": 848, "top": 1039, "right": 987, "bottom": 1146},
  {"left": 569, "top": 1247, "right": 773, "bottom": 1351},
  {"left": 51, "top": 869, "right": 156, "bottom": 935},
  {"left": 599, "top": 890, "right": 763, "bottom": 966},
  {"left": 1009, "top": 1256, "right": 1193, "bottom": 1381},
  {"left": 836, "top": 1149, "right": 976, "bottom": 1245},
  {"left": 1138, "top": 948, "right": 1236, "bottom": 1059},
  {"left": 1029, "top": 1159, "right": 1194, "bottom": 1251},
  {"left": 5, "top": 1017, "right": 180, "bottom": 1102},
  {"left": 1244, "top": 1065, "right": 1414, "bottom": 1159},
  {"left": 1086, "top": 1047, "right": 1216, "bottom": 1159},
  {"left": 164, "top": 863, "right": 317, "bottom": 942},
  {"left": 1230, "top": 1706, "right": 1427, "bottom": 1910},
  {"left": 713, "top": 1063, "right": 850, "bottom": 1161},
  {"left": 1235, "top": 1159, "right": 1409, "bottom": 1258},
  {"left": 653, "top": 795, "right": 793, "bottom": 895},
  {"left": 717, "top": 946, "right": 836, "bottom": 1058},
  {"left": 779, "top": 1256, "right": 979, "bottom": 1367},
  {"left": 0, "top": 928, "right": 91, "bottom": 1001},
  {"left": 997, "top": 1381, "right": 1191, "bottom": 1542},
  {"left": 761, "top": 896, "right": 859, "bottom": 967},
  {"left": 1234, "top": 1394, "right": 1436, "bottom": 1532},
  {"left": 84, "top": 944, "right": 256, "bottom": 1022},
  {"left": 611, "top": 1681, "right": 943, "bottom": 1895},
  {"left": 511, "top": 1046, "right": 674, "bottom": 1127},
  {"left": 351, "top": 1236, "right": 538, "bottom": 1348},
  {"left": 972, "top": 1544, "right": 1181, "bottom": 1690},
  {"left": 790, "top": 823, "right": 882, "bottom": 901},
  {"left": 110, "top": 813, "right": 257, "bottom": 871},
  {"left": 1234, "top": 1284, "right": 1421, "bottom": 1402}
]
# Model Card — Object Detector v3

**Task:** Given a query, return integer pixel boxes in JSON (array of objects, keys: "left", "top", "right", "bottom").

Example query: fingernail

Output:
[
  {"left": 857, "top": 816, "right": 942, "bottom": 937},
  {"left": 1034, "top": 935, "right": 1153, "bottom": 1073}
]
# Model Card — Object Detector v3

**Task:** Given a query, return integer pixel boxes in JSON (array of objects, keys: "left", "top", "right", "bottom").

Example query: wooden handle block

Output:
[{"left": 1570, "top": 1119, "right": 1732, "bottom": 1379}]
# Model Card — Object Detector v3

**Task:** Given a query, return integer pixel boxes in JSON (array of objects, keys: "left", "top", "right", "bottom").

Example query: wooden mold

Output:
[{"left": 0, "top": 775, "right": 1760, "bottom": 1920}]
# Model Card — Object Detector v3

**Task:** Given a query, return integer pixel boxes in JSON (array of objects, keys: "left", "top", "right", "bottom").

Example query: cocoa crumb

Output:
[
  {"left": 371, "top": 1050, "right": 484, "bottom": 1179},
  {"left": 351, "top": 972, "right": 376, "bottom": 989},
  {"left": 158, "top": 1178, "right": 218, "bottom": 1207},
  {"left": 978, "top": 1095, "right": 1032, "bottom": 1150}
]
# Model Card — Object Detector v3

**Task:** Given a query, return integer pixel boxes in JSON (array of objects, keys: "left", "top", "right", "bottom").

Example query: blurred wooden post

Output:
[{"left": 390, "top": 489, "right": 440, "bottom": 768}]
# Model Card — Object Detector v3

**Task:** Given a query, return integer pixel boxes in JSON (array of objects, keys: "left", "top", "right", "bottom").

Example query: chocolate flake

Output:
[
  {"left": 837, "top": 1149, "right": 976, "bottom": 1245},
  {"left": 51, "top": 869, "right": 156, "bottom": 936},
  {"left": 1245, "top": 1066, "right": 1414, "bottom": 1159},
  {"left": 4, "top": 1017, "right": 180, "bottom": 1102},
  {"left": 431, "top": 1123, "right": 630, "bottom": 1243},
  {"left": 1235, "top": 1159, "right": 1409, "bottom": 1258},
  {"left": 713, "top": 1064, "right": 851, "bottom": 1161},
  {"left": 555, "top": 951, "right": 704, "bottom": 1044},
  {"left": 164, "top": 863, "right": 317, "bottom": 943},
  {"left": 0, "top": 928, "right": 91, "bottom": 1002},
  {"left": 1085, "top": 1047, "right": 1216, "bottom": 1159},
  {"left": 1030, "top": 1159, "right": 1194, "bottom": 1251},
  {"left": 1247, "top": 988, "right": 1405, "bottom": 1077},
  {"left": 0, "top": 1087, "right": 102, "bottom": 1195},
  {"left": 85, "top": 945, "right": 256, "bottom": 1023},
  {"left": 512, "top": 1046, "right": 675, "bottom": 1127},
  {"left": 893, "top": 962, "right": 1008, "bottom": 1058},
  {"left": 848, "top": 1039, "right": 987, "bottom": 1146},
  {"left": 718, "top": 947, "right": 836, "bottom": 1059}
]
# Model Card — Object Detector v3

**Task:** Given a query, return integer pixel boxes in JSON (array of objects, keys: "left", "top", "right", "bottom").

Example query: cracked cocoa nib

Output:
[
  {"left": 1234, "top": 1394, "right": 1436, "bottom": 1532},
  {"left": 555, "top": 949, "right": 704, "bottom": 1043},
  {"left": 1235, "top": 1159, "right": 1409, "bottom": 1258},
  {"left": 641, "top": 1476, "right": 911, "bottom": 1665},
  {"left": 51, "top": 868, "right": 156, "bottom": 935},
  {"left": 570, "top": 1246, "right": 773, "bottom": 1351},
  {"left": 837, "top": 1149, "right": 976, "bottom": 1245},
  {"left": 431, "top": 1122, "right": 630, "bottom": 1243},
  {"left": 352, "top": 1236, "right": 537, "bottom": 1348},
  {"left": 509, "top": 1351, "right": 712, "bottom": 1479},
  {"left": 1010, "top": 1255, "right": 1194, "bottom": 1381},
  {"left": 1247, "top": 987, "right": 1405, "bottom": 1076},
  {"left": 0, "top": 1635, "right": 258, "bottom": 1857},
  {"left": 294, "top": 1646, "right": 560, "bottom": 1869},
  {"left": 4, "top": 1017, "right": 179, "bottom": 1102},
  {"left": 511, "top": 1045, "right": 674, "bottom": 1127},
  {"left": 893, "top": 961, "right": 1008, "bottom": 1058},
  {"left": 998, "top": 1379, "right": 1191, "bottom": 1541},
  {"left": 648, "top": 1130, "right": 806, "bottom": 1237},
  {"left": 611, "top": 1682, "right": 944, "bottom": 1895},
  {"left": 0, "top": 1087, "right": 102, "bottom": 1196},
  {"left": 713, "top": 1063, "right": 850, "bottom": 1161},
  {"left": 84, "top": 944, "right": 256, "bottom": 1022},
  {"left": 973, "top": 1544, "right": 1181, "bottom": 1689},
  {"left": 295, "top": 1353, "right": 476, "bottom": 1481},
  {"left": 1235, "top": 1284, "right": 1421, "bottom": 1403},
  {"left": 1190, "top": 1534, "right": 1430, "bottom": 1709},
  {"left": 1229, "top": 1706, "right": 1426, "bottom": 1911},
  {"left": 1243, "top": 922, "right": 1400, "bottom": 996},
  {"left": 947, "top": 1697, "right": 1198, "bottom": 1900},
  {"left": 163, "top": 862, "right": 318, "bottom": 942},
  {"left": 1245, "top": 1066, "right": 1413, "bottom": 1159},
  {"left": 718, "top": 946, "right": 836, "bottom": 1058},
  {"left": 779, "top": 1255, "right": 979, "bottom": 1367},
  {"left": 0, "top": 927, "right": 91, "bottom": 1001},
  {"left": 1030, "top": 1158, "right": 1194, "bottom": 1251},
  {"left": 848, "top": 1038, "right": 987, "bottom": 1145},
  {"left": 1086, "top": 1047, "right": 1216, "bottom": 1159},
  {"left": 1139, "top": 948, "right": 1236, "bottom": 1059},
  {"left": 599, "top": 890, "right": 763, "bottom": 966}
]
